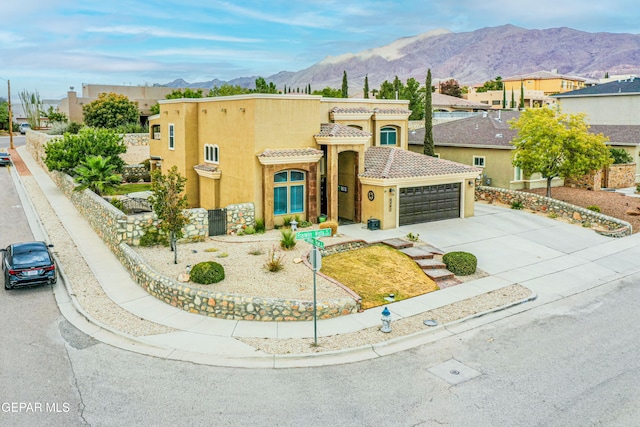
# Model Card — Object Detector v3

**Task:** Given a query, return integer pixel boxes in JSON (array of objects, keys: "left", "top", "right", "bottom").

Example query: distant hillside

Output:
[{"left": 160, "top": 24, "right": 640, "bottom": 91}]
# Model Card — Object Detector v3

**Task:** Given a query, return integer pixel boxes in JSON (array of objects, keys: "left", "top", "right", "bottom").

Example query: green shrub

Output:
[
  {"left": 298, "top": 220, "right": 313, "bottom": 228},
  {"left": 190, "top": 261, "right": 225, "bottom": 284},
  {"left": 243, "top": 225, "right": 256, "bottom": 235},
  {"left": 248, "top": 246, "right": 264, "bottom": 255},
  {"left": 587, "top": 205, "right": 601, "bottom": 213},
  {"left": 319, "top": 220, "right": 338, "bottom": 236},
  {"left": 280, "top": 229, "right": 296, "bottom": 250},
  {"left": 442, "top": 251, "right": 477, "bottom": 276},
  {"left": 636, "top": 184, "right": 640, "bottom": 194},
  {"left": 609, "top": 147, "right": 633, "bottom": 164},
  {"left": 282, "top": 215, "right": 293, "bottom": 227},
  {"left": 548, "top": 212, "right": 558, "bottom": 219},
  {"left": 109, "top": 197, "right": 124, "bottom": 211},
  {"left": 139, "top": 227, "right": 169, "bottom": 247},
  {"left": 582, "top": 222, "right": 592, "bottom": 228},
  {"left": 406, "top": 232, "right": 420, "bottom": 242},
  {"left": 255, "top": 219, "right": 265, "bottom": 234},
  {"left": 510, "top": 200, "right": 524, "bottom": 210}
]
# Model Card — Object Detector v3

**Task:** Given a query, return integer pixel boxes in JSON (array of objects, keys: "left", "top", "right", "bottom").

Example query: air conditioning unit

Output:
[{"left": 367, "top": 218, "right": 380, "bottom": 231}]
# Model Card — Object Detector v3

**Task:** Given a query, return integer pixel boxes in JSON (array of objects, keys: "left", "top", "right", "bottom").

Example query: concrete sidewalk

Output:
[{"left": 12, "top": 146, "right": 640, "bottom": 368}]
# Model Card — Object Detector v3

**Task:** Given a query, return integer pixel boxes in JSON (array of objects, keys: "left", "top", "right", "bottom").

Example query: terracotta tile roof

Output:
[
  {"left": 315, "top": 123, "right": 372, "bottom": 138},
  {"left": 194, "top": 163, "right": 219, "bottom": 172},
  {"left": 504, "top": 70, "right": 586, "bottom": 82},
  {"left": 373, "top": 107, "right": 412, "bottom": 115},
  {"left": 330, "top": 106, "right": 373, "bottom": 114},
  {"left": 432, "top": 93, "right": 490, "bottom": 110},
  {"left": 362, "top": 147, "right": 481, "bottom": 179},
  {"left": 258, "top": 147, "right": 323, "bottom": 158},
  {"left": 408, "top": 110, "right": 640, "bottom": 147}
]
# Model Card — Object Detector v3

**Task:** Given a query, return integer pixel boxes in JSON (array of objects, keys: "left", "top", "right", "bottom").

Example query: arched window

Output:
[
  {"left": 274, "top": 170, "right": 305, "bottom": 215},
  {"left": 380, "top": 126, "right": 397, "bottom": 145},
  {"left": 204, "top": 144, "right": 219, "bottom": 164}
]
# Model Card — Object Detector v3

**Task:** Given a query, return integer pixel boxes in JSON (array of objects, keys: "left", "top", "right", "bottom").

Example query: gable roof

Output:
[
  {"left": 553, "top": 78, "right": 640, "bottom": 97},
  {"left": 408, "top": 110, "right": 640, "bottom": 148},
  {"left": 432, "top": 92, "right": 490, "bottom": 110},
  {"left": 362, "top": 146, "right": 480, "bottom": 179}
]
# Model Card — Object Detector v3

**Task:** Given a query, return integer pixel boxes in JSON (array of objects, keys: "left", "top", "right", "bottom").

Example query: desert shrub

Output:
[
  {"left": 243, "top": 225, "right": 256, "bottom": 235},
  {"left": 109, "top": 197, "right": 124, "bottom": 211},
  {"left": 442, "top": 251, "right": 477, "bottom": 276},
  {"left": 204, "top": 247, "right": 219, "bottom": 252},
  {"left": 548, "top": 212, "right": 558, "bottom": 219},
  {"left": 510, "top": 200, "right": 524, "bottom": 210},
  {"left": 636, "top": 184, "right": 640, "bottom": 194},
  {"left": 587, "top": 205, "right": 601, "bottom": 213},
  {"left": 582, "top": 222, "right": 592, "bottom": 228},
  {"left": 254, "top": 219, "right": 265, "bottom": 234},
  {"left": 319, "top": 220, "right": 338, "bottom": 236},
  {"left": 125, "top": 174, "right": 140, "bottom": 183},
  {"left": 298, "top": 220, "right": 313, "bottom": 228},
  {"left": 248, "top": 246, "right": 264, "bottom": 255},
  {"left": 280, "top": 229, "right": 296, "bottom": 250},
  {"left": 139, "top": 226, "right": 169, "bottom": 247},
  {"left": 264, "top": 246, "right": 285, "bottom": 272},
  {"left": 282, "top": 215, "right": 293, "bottom": 227},
  {"left": 406, "top": 232, "right": 420, "bottom": 242},
  {"left": 217, "top": 252, "right": 229, "bottom": 258},
  {"left": 190, "top": 261, "right": 225, "bottom": 284}
]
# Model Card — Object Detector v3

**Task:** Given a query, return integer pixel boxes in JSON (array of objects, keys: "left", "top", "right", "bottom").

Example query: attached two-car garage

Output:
[{"left": 399, "top": 183, "right": 461, "bottom": 225}]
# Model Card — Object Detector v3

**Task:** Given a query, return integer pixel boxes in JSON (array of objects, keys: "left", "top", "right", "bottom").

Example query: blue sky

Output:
[{"left": 1, "top": 0, "right": 640, "bottom": 99}]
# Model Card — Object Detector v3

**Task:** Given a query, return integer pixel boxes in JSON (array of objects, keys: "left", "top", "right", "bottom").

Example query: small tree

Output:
[
  {"left": 45, "top": 106, "right": 68, "bottom": 123},
  {"left": 83, "top": 92, "right": 139, "bottom": 128},
  {"left": 510, "top": 107, "right": 612, "bottom": 198},
  {"left": 19, "top": 89, "right": 44, "bottom": 129},
  {"left": 423, "top": 69, "right": 435, "bottom": 156},
  {"left": 44, "top": 127, "right": 127, "bottom": 175},
  {"left": 341, "top": 71, "right": 348, "bottom": 98},
  {"left": 148, "top": 166, "right": 189, "bottom": 264},
  {"left": 312, "top": 87, "right": 342, "bottom": 98},
  {"left": 519, "top": 81, "right": 525, "bottom": 109},
  {"left": 363, "top": 75, "right": 369, "bottom": 99},
  {"left": 439, "top": 79, "right": 462, "bottom": 98},
  {"left": 74, "top": 155, "right": 121, "bottom": 196},
  {"left": 253, "top": 77, "right": 278, "bottom": 94}
]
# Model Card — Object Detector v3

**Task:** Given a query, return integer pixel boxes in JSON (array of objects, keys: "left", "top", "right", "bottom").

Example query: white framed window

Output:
[
  {"left": 168, "top": 123, "right": 175, "bottom": 150},
  {"left": 514, "top": 166, "right": 523, "bottom": 181},
  {"left": 204, "top": 144, "right": 219, "bottom": 164},
  {"left": 473, "top": 156, "right": 486, "bottom": 168}
]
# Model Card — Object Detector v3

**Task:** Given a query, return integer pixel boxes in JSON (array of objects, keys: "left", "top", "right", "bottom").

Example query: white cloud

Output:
[{"left": 85, "top": 26, "right": 261, "bottom": 43}]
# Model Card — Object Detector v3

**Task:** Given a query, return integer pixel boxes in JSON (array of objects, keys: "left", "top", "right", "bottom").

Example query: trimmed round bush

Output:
[
  {"left": 442, "top": 251, "right": 477, "bottom": 276},
  {"left": 190, "top": 261, "right": 225, "bottom": 284}
]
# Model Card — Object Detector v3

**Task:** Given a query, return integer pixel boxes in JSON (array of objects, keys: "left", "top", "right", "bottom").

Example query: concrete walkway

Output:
[{"left": 13, "top": 146, "right": 640, "bottom": 368}]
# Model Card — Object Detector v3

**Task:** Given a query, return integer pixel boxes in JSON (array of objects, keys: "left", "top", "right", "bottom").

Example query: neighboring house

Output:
[
  {"left": 148, "top": 94, "right": 480, "bottom": 231},
  {"left": 503, "top": 70, "right": 587, "bottom": 95},
  {"left": 58, "top": 84, "right": 191, "bottom": 124},
  {"left": 466, "top": 87, "right": 553, "bottom": 109},
  {"left": 553, "top": 77, "right": 640, "bottom": 125},
  {"left": 408, "top": 110, "right": 640, "bottom": 189}
]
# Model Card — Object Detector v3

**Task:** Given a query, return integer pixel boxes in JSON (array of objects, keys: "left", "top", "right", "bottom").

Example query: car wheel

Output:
[{"left": 4, "top": 272, "right": 11, "bottom": 290}]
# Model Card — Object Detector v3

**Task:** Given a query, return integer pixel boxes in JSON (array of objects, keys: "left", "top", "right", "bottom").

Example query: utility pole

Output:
[{"left": 8, "top": 80, "right": 14, "bottom": 150}]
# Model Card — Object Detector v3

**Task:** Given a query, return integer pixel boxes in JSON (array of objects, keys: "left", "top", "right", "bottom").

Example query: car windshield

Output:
[{"left": 13, "top": 250, "right": 51, "bottom": 268}]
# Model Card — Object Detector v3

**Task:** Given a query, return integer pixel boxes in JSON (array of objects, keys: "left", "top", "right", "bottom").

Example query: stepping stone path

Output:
[{"left": 381, "top": 239, "right": 461, "bottom": 287}]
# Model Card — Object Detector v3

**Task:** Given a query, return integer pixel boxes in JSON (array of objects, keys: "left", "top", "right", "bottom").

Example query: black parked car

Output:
[{"left": 2, "top": 242, "right": 57, "bottom": 289}]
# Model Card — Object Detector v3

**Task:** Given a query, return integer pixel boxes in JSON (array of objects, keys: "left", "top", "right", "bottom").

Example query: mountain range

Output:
[{"left": 161, "top": 24, "right": 640, "bottom": 92}]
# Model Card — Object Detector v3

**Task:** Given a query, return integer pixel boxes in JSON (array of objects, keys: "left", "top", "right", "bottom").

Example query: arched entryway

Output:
[{"left": 338, "top": 150, "right": 360, "bottom": 222}]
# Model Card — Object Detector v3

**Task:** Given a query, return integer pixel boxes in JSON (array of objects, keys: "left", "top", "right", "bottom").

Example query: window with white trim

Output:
[
  {"left": 380, "top": 126, "right": 397, "bottom": 145},
  {"left": 274, "top": 170, "right": 305, "bottom": 215},
  {"left": 514, "top": 166, "right": 523, "bottom": 181},
  {"left": 168, "top": 123, "right": 175, "bottom": 150},
  {"left": 473, "top": 156, "right": 485, "bottom": 167},
  {"left": 204, "top": 144, "right": 219, "bottom": 164}
]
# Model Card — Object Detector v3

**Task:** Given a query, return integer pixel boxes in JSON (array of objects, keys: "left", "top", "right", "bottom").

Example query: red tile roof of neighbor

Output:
[
  {"left": 330, "top": 107, "right": 373, "bottom": 114},
  {"left": 362, "top": 146, "right": 481, "bottom": 179},
  {"left": 373, "top": 107, "right": 412, "bottom": 115},
  {"left": 315, "top": 123, "right": 372, "bottom": 138},
  {"left": 258, "top": 148, "right": 323, "bottom": 158}
]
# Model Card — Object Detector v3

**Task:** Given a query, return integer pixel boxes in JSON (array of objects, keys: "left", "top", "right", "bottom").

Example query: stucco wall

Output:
[{"left": 557, "top": 96, "right": 640, "bottom": 125}]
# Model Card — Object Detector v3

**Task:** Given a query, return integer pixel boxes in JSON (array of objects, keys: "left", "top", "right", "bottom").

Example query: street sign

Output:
[
  {"left": 304, "top": 238, "right": 325, "bottom": 249},
  {"left": 295, "top": 228, "right": 331, "bottom": 240}
]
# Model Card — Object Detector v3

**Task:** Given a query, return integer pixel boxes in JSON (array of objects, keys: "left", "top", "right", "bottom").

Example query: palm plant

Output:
[{"left": 74, "top": 155, "right": 121, "bottom": 196}]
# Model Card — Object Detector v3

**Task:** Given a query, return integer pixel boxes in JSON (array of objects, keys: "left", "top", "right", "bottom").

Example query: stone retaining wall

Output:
[
  {"left": 226, "top": 202, "right": 255, "bottom": 234},
  {"left": 476, "top": 186, "right": 632, "bottom": 238},
  {"left": 118, "top": 243, "right": 359, "bottom": 321}
]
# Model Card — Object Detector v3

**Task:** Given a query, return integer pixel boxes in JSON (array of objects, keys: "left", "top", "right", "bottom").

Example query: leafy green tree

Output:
[
  {"left": 363, "top": 75, "right": 369, "bottom": 99},
  {"left": 510, "top": 90, "right": 515, "bottom": 109},
  {"left": 476, "top": 76, "right": 503, "bottom": 93},
  {"left": 209, "top": 84, "right": 250, "bottom": 97},
  {"left": 405, "top": 78, "right": 424, "bottom": 120},
  {"left": 148, "top": 166, "right": 190, "bottom": 264},
  {"left": 166, "top": 88, "right": 203, "bottom": 99},
  {"left": 424, "top": 69, "right": 435, "bottom": 156},
  {"left": 609, "top": 147, "right": 633, "bottom": 164},
  {"left": 377, "top": 79, "right": 397, "bottom": 100},
  {"left": 439, "top": 79, "right": 462, "bottom": 98},
  {"left": 45, "top": 106, "right": 68, "bottom": 123},
  {"left": 341, "top": 71, "right": 348, "bottom": 98},
  {"left": 44, "top": 127, "right": 127, "bottom": 175},
  {"left": 312, "top": 87, "right": 342, "bottom": 98},
  {"left": 253, "top": 77, "right": 278, "bottom": 94},
  {"left": 83, "top": 92, "right": 139, "bottom": 128},
  {"left": 74, "top": 155, "right": 121, "bottom": 196},
  {"left": 510, "top": 107, "right": 612, "bottom": 198},
  {"left": 150, "top": 103, "right": 160, "bottom": 115},
  {"left": 0, "top": 101, "right": 8, "bottom": 130}
]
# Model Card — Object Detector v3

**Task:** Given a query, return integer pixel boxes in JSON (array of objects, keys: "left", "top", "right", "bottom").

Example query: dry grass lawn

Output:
[{"left": 320, "top": 244, "right": 438, "bottom": 309}]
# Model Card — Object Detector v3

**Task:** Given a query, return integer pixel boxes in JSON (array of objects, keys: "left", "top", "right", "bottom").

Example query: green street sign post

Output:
[
  {"left": 304, "top": 237, "right": 324, "bottom": 249},
  {"left": 295, "top": 228, "right": 331, "bottom": 240}
]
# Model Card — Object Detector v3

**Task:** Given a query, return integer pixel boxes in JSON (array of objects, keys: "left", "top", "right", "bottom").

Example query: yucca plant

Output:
[{"left": 280, "top": 229, "right": 296, "bottom": 250}]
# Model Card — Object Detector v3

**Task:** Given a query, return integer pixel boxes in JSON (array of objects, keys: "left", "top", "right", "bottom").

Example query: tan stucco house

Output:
[
  {"left": 148, "top": 94, "right": 480, "bottom": 231},
  {"left": 409, "top": 110, "right": 640, "bottom": 189}
]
